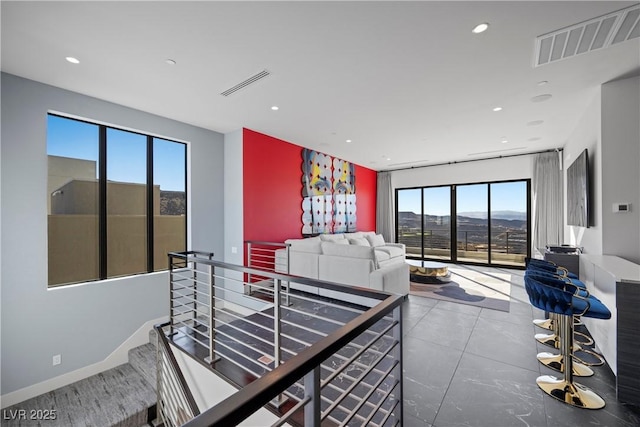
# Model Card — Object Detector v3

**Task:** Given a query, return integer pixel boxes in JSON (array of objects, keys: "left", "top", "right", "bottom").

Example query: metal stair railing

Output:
[
  {"left": 162, "top": 250, "right": 404, "bottom": 426},
  {"left": 155, "top": 322, "right": 200, "bottom": 427}
]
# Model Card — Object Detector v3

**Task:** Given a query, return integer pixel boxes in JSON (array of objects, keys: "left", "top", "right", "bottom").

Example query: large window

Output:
[
  {"left": 47, "top": 115, "right": 187, "bottom": 286},
  {"left": 396, "top": 179, "right": 530, "bottom": 267}
]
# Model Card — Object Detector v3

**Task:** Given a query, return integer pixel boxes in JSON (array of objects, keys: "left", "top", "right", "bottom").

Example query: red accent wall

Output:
[
  {"left": 355, "top": 164, "right": 377, "bottom": 232},
  {"left": 243, "top": 128, "right": 377, "bottom": 243}
]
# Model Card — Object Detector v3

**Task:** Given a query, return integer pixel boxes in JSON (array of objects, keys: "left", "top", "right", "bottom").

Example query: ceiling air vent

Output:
[
  {"left": 535, "top": 4, "right": 640, "bottom": 67},
  {"left": 220, "top": 69, "right": 271, "bottom": 97}
]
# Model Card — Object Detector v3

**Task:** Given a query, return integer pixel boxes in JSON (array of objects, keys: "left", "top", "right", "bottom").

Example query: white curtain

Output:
[
  {"left": 376, "top": 171, "right": 395, "bottom": 242},
  {"left": 532, "top": 151, "right": 563, "bottom": 254}
]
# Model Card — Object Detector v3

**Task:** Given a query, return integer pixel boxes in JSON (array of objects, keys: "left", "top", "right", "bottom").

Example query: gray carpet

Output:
[{"left": 3, "top": 338, "right": 157, "bottom": 427}]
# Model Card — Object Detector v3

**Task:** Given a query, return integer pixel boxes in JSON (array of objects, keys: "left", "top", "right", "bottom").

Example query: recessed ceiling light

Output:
[
  {"left": 501, "top": 137, "right": 509, "bottom": 144},
  {"left": 492, "top": 107, "right": 503, "bottom": 112},
  {"left": 65, "top": 56, "right": 80, "bottom": 64},
  {"left": 537, "top": 80, "right": 549, "bottom": 86},
  {"left": 527, "top": 120, "right": 544, "bottom": 126},
  {"left": 271, "top": 106, "right": 279, "bottom": 111},
  {"left": 346, "top": 139, "right": 352, "bottom": 143},
  {"left": 531, "top": 94, "right": 553, "bottom": 103},
  {"left": 386, "top": 157, "right": 391, "bottom": 161},
  {"left": 165, "top": 59, "right": 176, "bottom": 65},
  {"left": 472, "top": 23, "right": 489, "bottom": 34}
]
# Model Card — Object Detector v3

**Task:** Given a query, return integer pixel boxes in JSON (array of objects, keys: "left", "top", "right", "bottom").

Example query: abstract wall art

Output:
[{"left": 301, "top": 148, "right": 357, "bottom": 234}]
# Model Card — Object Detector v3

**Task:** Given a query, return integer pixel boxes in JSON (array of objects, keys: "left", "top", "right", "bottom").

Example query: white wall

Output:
[
  {"left": 222, "top": 130, "right": 270, "bottom": 312},
  {"left": 563, "top": 88, "right": 602, "bottom": 254},
  {"left": 562, "top": 76, "right": 640, "bottom": 263},
  {"left": 0, "top": 73, "right": 225, "bottom": 398},
  {"left": 391, "top": 154, "right": 533, "bottom": 190},
  {"left": 224, "top": 130, "right": 244, "bottom": 266},
  {"left": 601, "top": 76, "right": 640, "bottom": 264}
]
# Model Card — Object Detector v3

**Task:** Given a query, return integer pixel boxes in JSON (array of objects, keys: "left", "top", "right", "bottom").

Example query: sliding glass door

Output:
[
  {"left": 423, "top": 186, "right": 451, "bottom": 260},
  {"left": 396, "top": 179, "right": 530, "bottom": 267},
  {"left": 490, "top": 181, "right": 528, "bottom": 266},
  {"left": 456, "top": 184, "right": 489, "bottom": 264},
  {"left": 397, "top": 188, "right": 422, "bottom": 258}
]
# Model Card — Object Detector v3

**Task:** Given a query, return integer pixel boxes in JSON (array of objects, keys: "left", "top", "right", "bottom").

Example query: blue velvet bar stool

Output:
[
  {"left": 526, "top": 259, "right": 586, "bottom": 330},
  {"left": 524, "top": 270, "right": 596, "bottom": 376},
  {"left": 524, "top": 274, "right": 611, "bottom": 409},
  {"left": 527, "top": 270, "right": 606, "bottom": 368},
  {"left": 526, "top": 257, "right": 579, "bottom": 279},
  {"left": 525, "top": 268, "right": 595, "bottom": 347}
]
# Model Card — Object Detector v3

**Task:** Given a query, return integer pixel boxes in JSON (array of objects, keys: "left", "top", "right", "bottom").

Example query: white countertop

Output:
[{"left": 581, "top": 254, "right": 640, "bottom": 284}]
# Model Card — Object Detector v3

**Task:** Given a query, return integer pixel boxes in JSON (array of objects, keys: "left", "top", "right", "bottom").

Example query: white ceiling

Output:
[{"left": 2, "top": 1, "right": 639, "bottom": 170}]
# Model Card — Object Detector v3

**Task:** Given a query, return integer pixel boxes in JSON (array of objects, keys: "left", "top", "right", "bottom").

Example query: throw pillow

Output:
[
  {"left": 365, "top": 233, "right": 386, "bottom": 247},
  {"left": 319, "top": 234, "right": 346, "bottom": 242},
  {"left": 334, "top": 238, "right": 349, "bottom": 245},
  {"left": 344, "top": 232, "right": 364, "bottom": 239},
  {"left": 349, "top": 238, "right": 371, "bottom": 247}
]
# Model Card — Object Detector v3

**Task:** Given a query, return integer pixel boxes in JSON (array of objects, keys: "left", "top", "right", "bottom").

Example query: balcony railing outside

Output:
[
  {"left": 398, "top": 229, "right": 527, "bottom": 265},
  {"left": 163, "top": 249, "right": 403, "bottom": 426}
]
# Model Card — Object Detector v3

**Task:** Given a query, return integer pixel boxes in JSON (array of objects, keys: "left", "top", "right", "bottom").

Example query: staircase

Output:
[{"left": 3, "top": 330, "right": 159, "bottom": 427}]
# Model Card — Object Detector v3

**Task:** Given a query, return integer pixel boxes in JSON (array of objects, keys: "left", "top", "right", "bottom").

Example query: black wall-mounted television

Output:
[{"left": 567, "top": 149, "right": 590, "bottom": 227}]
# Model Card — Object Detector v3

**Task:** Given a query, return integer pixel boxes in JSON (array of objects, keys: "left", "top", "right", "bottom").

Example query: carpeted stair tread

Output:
[
  {"left": 3, "top": 363, "right": 155, "bottom": 427},
  {"left": 128, "top": 343, "right": 157, "bottom": 388}
]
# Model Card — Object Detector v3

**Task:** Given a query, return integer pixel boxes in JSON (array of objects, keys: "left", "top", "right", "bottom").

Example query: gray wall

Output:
[
  {"left": 601, "top": 76, "right": 640, "bottom": 264},
  {"left": 0, "top": 73, "right": 224, "bottom": 395}
]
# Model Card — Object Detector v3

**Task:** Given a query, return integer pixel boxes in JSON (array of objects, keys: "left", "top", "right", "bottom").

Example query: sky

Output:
[
  {"left": 47, "top": 115, "right": 186, "bottom": 191},
  {"left": 398, "top": 181, "right": 527, "bottom": 216}
]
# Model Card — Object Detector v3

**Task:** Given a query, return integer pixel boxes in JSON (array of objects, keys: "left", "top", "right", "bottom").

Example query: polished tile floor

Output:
[{"left": 401, "top": 264, "right": 640, "bottom": 427}]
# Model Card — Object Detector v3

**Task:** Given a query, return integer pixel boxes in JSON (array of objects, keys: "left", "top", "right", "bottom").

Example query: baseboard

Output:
[{"left": 0, "top": 315, "right": 168, "bottom": 409}]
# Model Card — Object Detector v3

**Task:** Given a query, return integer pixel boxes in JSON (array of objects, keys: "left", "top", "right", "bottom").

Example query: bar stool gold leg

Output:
[
  {"left": 536, "top": 315, "right": 606, "bottom": 409},
  {"left": 536, "top": 351, "right": 594, "bottom": 377}
]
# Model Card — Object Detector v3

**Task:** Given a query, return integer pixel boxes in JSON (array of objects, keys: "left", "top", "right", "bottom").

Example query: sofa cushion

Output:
[
  {"left": 375, "top": 245, "right": 404, "bottom": 258},
  {"left": 349, "top": 237, "right": 371, "bottom": 247},
  {"left": 319, "top": 234, "right": 346, "bottom": 242},
  {"left": 334, "top": 238, "right": 349, "bottom": 245},
  {"left": 321, "top": 242, "right": 374, "bottom": 260},
  {"left": 374, "top": 250, "right": 391, "bottom": 264},
  {"left": 285, "top": 237, "right": 322, "bottom": 254},
  {"left": 343, "top": 232, "right": 364, "bottom": 239},
  {"left": 365, "top": 233, "right": 386, "bottom": 247}
]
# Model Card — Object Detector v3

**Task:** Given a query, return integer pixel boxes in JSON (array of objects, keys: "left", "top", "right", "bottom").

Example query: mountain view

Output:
[
  {"left": 456, "top": 210, "right": 526, "bottom": 221},
  {"left": 160, "top": 191, "right": 186, "bottom": 216},
  {"left": 397, "top": 211, "right": 527, "bottom": 255}
]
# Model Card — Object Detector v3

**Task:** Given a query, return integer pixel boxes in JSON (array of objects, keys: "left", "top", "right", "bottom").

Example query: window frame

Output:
[
  {"left": 47, "top": 113, "right": 188, "bottom": 286},
  {"left": 395, "top": 178, "right": 531, "bottom": 268}
]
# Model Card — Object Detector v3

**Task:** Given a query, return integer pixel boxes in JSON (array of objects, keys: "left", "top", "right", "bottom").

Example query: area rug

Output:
[{"left": 410, "top": 267, "right": 512, "bottom": 312}]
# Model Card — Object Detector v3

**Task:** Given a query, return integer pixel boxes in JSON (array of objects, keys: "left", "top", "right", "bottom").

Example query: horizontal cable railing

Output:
[
  {"left": 155, "top": 322, "right": 200, "bottom": 427},
  {"left": 164, "top": 249, "right": 404, "bottom": 426}
]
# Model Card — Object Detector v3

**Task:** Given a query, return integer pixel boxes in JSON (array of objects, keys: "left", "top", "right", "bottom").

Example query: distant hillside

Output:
[
  {"left": 457, "top": 210, "right": 526, "bottom": 221},
  {"left": 160, "top": 191, "right": 185, "bottom": 215},
  {"left": 398, "top": 211, "right": 526, "bottom": 230}
]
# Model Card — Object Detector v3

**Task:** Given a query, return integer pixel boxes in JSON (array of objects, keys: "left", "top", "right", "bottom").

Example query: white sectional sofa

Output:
[{"left": 275, "top": 231, "right": 410, "bottom": 299}]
